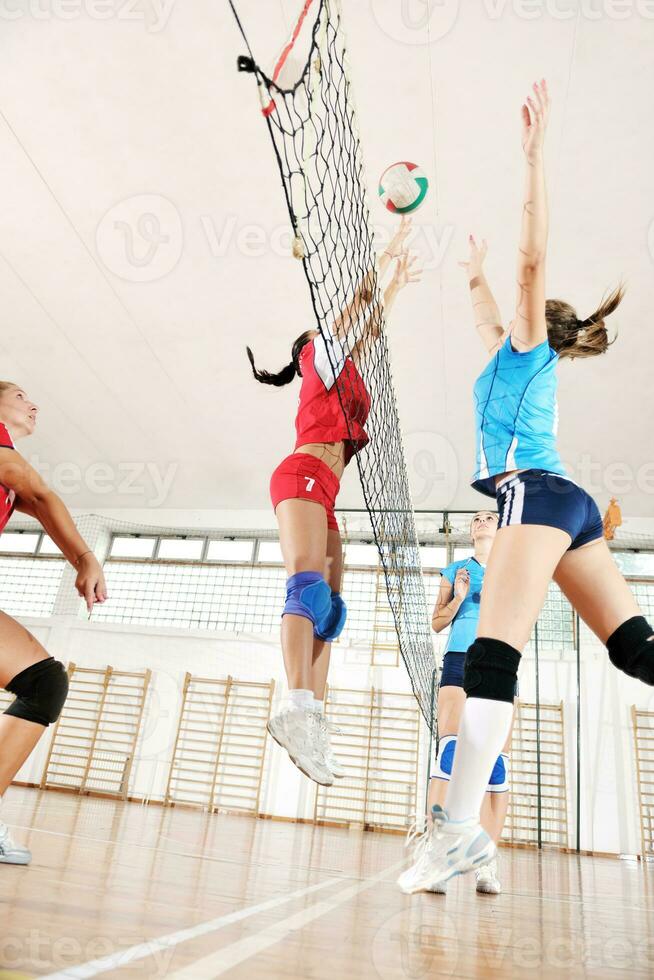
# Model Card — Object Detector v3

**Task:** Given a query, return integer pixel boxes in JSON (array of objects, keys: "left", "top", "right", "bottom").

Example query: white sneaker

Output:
[
  {"left": 267, "top": 709, "right": 334, "bottom": 786},
  {"left": 315, "top": 714, "right": 346, "bottom": 778},
  {"left": 397, "top": 812, "right": 495, "bottom": 895},
  {"left": 476, "top": 857, "right": 502, "bottom": 895},
  {"left": 0, "top": 822, "right": 31, "bottom": 865},
  {"left": 398, "top": 805, "right": 448, "bottom": 895}
]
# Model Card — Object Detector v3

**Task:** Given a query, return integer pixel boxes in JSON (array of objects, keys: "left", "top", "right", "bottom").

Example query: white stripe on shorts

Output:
[{"left": 509, "top": 481, "right": 525, "bottom": 525}]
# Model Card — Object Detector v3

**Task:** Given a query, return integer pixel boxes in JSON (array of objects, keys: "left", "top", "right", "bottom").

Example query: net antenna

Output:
[{"left": 229, "top": 0, "right": 437, "bottom": 729}]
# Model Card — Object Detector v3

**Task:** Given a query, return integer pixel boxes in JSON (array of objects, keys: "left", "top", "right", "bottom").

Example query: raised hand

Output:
[
  {"left": 458, "top": 234, "right": 488, "bottom": 277},
  {"left": 453, "top": 569, "right": 470, "bottom": 601},
  {"left": 386, "top": 215, "right": 413, "bottom": 260},
  {"left": 390, "top": 251, "right": 422, "bottom": 291},
  {"left": 521, "top": 78, "right": 550, "bottom": 162}
]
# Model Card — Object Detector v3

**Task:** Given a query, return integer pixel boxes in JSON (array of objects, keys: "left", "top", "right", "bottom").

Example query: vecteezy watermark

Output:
[
  {"left": 403, "top": 430, "right": 460, "bottom": 508},
  {"left": 0, "top": 0, "right": 176, "bottom": 32},
  {"left": 370, "top": 0, "right": 461, "bottom": 45},
  {"left": 482, "top": 0, "right": 654, "bottom": 20},
  {"left": 96, "top": 194, "right": 183, "bottom": 283},
  {"left": 200, "top": 214, "right": 456, "bottom": 272},
  {"left": 26, "top": 455, "right": 179, "bottom": 506},
  {"left": 370, "top": 0, "right": 654, "bottom": 45},
  {"left": 370, "top": 910, "right": 654, "bottom": 977},
  {"left": 0, "top": 929, "right": 176, "bottom": 976}
]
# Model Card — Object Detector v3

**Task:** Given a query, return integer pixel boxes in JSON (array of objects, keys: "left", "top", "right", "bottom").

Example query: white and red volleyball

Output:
[{"left": 378, "top": 161, "right": 429, "bottom": 214}]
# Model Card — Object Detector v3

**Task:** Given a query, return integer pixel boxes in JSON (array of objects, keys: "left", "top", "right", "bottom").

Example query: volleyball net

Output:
[{"left": 229, "top": 0, "right": 437, "bottom": 728}]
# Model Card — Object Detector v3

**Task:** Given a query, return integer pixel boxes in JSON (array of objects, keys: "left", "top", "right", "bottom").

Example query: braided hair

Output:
[{"left": 246, "top": 330, "right": 315, "bottom": 387}]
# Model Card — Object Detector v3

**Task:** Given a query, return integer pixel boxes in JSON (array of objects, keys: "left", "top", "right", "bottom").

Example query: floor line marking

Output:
[
  {"left": 39, "top": 875, "right": 353, "bottom": 980},
  {"left": 167, "top": 859, "right": 407, "bottom": 979}
]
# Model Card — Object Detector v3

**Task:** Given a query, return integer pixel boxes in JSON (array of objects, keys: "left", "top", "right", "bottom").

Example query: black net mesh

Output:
[{"left": 230, "top": 0, "right": 437, "bottom": 728}]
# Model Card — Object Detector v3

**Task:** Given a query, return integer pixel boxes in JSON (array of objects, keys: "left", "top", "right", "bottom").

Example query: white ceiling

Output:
[{"left": 1, "top": 1, "right": 653, "bottom": 517}]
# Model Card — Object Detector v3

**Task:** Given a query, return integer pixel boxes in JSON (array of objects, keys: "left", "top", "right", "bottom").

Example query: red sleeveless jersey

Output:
[
  {"left": 0, "top": 423, "right": 16, "bottom": 533},
  {"left": 294, "top": 334, "right": 371, "bottom": 465}
]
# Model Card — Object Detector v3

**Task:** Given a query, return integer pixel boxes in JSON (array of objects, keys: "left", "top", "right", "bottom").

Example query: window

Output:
[{"left": 110, "top": 537, "right": 156, "bottom": 560}]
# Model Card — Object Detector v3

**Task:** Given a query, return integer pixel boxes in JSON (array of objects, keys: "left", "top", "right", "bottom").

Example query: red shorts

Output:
[{"left": 270, "top": 453, "right": 341, "bottom": 532}]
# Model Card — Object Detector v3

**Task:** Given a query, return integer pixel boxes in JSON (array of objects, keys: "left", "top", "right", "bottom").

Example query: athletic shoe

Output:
[
  {"left": 476, "top": 857, "right": 501, "bottom": 895},
  {"left": 0, "top": 822, "right": 31, "bottom": 865},
  {"left": 398, "top": 812, "right": 495, "bottom": 895},
  {"left": 315, "top": 713, "right": 346, "bottom": 778},
  {"left": 397, "top": 805, "right": 448, "bottom": 895},
  {"left": 267, "top": 708, "right": 334, "bottom": 786}
]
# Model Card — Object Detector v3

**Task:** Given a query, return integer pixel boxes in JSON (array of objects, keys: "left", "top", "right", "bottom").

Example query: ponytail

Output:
[
  {"left": 546, "top": 284, "right": 625, "bottom": 360},
  {"left": 246, "top": 329, "right": 314, "bottom": 387}
]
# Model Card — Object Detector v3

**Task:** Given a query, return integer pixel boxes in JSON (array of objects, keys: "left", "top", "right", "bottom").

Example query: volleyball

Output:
[{"left": 378, "top": 161, "right": 429, "bottom": 214}]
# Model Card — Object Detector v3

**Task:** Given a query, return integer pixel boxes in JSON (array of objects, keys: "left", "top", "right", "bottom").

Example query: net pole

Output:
[
  {"left": 535, "top": 620, "right": 542, "bottom": 850},
  {"left": 575, "top": 611, "right": 581, "bottom": 854},
  {"left": 424, "top": 666, "right": 438, "bottom": 814}
]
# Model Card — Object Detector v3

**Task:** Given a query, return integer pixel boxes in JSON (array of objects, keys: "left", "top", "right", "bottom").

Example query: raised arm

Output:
[
  {"left": 460, "top": 236, "right": 506, "bottom": 355},
  {"left": 350, "top": 251, "right": 422, "bottom": 365},
  {"left": 432, "top": 568, "right": 470, "bottom": 633},
  {"left": 512, "top": 79, "right": 550, "bottom": 352},
  {"left": 0, "top": 447, "right": 108, "bottom": 612},
  {"left": 330, "top": 217, "right": 413, "bottom": 342}
]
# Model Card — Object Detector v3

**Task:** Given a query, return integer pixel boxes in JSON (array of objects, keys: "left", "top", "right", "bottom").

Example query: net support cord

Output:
[{"left": 229, "top": 0, "right": 437, "bottom": 730}]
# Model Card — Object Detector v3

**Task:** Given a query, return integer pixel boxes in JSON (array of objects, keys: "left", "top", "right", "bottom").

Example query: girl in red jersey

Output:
[
  {"left": 247, "top": 218, "right": 421, "bottom": 785},
  {"left": 0, "top": 382, "right": 107, "bottom": 865}
]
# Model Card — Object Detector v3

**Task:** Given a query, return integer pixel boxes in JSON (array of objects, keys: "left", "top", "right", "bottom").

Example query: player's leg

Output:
[
  {"left": 310, "top": 527, "right": 346, "bottom": 777},
  {"left": 427, "top": 676, "right": 466, "bottom": 813},
  {"left": 553, "top": 536, "right": 653, "bottom": 681},
  {"left": 477, "top": 703, "right": 516, "bottom": 895},
  {"left": 269, "top": 496, "right": 334, "bottom": 785},
  {"left": 0, "top": 612, "right": 69, "bottom": 865},
  {"left": 400, "top": 522, "right": 570, "bottom": 894},
  {"left": 277, "top": 497, "right": 330, "bottom": 693}
]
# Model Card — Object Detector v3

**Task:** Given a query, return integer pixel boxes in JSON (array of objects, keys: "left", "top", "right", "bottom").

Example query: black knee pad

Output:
[
  {"left": 4, "top": 657, "right": 69, "bottom": 727},
  {"left": 463, "top": 638, "right": 522, "bottom": 703},
  {"left": 607, "top": 616, "right": 654, "bottom": 686}
]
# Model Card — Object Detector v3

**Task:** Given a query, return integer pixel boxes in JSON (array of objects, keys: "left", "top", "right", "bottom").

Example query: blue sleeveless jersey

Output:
[
  {"left": 440, "top": 558, "right": 485, "bottom": 654},
  {"left": 472, "top": 336, "right": 567, "bottom": 497}
]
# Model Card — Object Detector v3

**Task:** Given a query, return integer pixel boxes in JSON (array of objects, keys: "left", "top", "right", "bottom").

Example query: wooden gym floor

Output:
[{"left": 1, "top": 786, "right": 653, "bottom": 979}]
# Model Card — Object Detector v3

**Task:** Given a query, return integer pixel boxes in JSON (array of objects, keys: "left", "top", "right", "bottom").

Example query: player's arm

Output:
[
  {"left": 0, "top": 447, "right": 108, "bottom": 611},
  {"left": 350, "top": 251, "right": 421, "bottom": 364},
  {"left": 329, "top": 217, "right": 413, "bottom": 342},
  {"left": 511, "top": 79, "right": 550, "bottom": 352},
  {"left": 432, "top": 569, "right": 469, "bottom": 632},
  {"left": 460, "top": 236, "right": 506, "bottom": 356}
]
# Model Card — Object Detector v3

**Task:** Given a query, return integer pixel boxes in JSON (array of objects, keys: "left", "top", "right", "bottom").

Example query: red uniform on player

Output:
[
  {"left": 0, "top": 422, "right": 16, "bottom": 533},
  {"left": 270, "top": 332, "right": 371, "bottom": 531}
]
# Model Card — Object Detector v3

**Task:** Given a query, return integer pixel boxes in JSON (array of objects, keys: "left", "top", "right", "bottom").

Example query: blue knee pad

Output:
[
  {"left": 487, "top": 753, "right": 510, "bottom": 793},
  {"left": 315, "top": 592, "right": 347, "bottom": 642},
  {"left": 283, "top": 572, "right": 332, "bottom": 634},
  {"left": 431, "top": 734, "right": 456, "bottom": 780}
]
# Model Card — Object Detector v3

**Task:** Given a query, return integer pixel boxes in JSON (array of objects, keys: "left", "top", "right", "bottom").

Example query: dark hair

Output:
[
  {"left": 546, "top": 285, "right": 624, "bottom": 360},
  {"left": 246, "top": 330, "right": 314, "bottom": 387}
]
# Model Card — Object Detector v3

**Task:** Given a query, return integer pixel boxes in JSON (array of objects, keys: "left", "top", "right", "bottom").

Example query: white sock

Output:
[
  {"left": 287, "top": 689, "right": 314, "bottom": 712},
  {"left": 445, "top": 698, "right": 514, "bottom": 823},
  {"left": 312, "top": 698, "right": 324, "bottom": 715}
]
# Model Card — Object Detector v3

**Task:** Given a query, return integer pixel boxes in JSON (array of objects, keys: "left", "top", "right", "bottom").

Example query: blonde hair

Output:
[{"left": 546, "top": 285, "right": 624, "bottom": 360}]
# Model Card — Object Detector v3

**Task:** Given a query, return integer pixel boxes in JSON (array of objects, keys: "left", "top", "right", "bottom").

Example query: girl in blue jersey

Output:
[
  {"left": 428, "top": 510, "right": 513, "bottom": 895},
  {"left": 400, "top": 79, "right": 654, "bottom": 894}
]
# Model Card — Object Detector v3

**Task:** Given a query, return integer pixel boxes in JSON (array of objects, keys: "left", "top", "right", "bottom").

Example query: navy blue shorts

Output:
[
  {"left": 440, "top": 651, "right": 519, "bottom": 696},
  {"left": 496, "top": 470, "right": 603, "bottom": 550}
]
